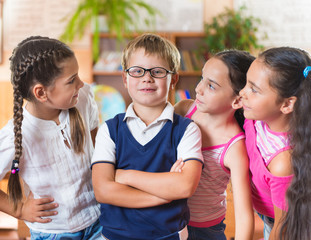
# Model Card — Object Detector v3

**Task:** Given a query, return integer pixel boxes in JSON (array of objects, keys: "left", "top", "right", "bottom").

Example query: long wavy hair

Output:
[
  {"left": 257, "top": 47, "right": 311, "bottom": 240},
  {"left": 8, "top": 36, "right": 86, "bottom": 210},
  {"left": 214, "top": 50, "right": 255, "bottom": 129}
]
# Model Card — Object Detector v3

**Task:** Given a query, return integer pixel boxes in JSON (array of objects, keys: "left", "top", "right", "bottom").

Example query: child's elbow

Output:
[
  {"left": 179, "top": 182, "right": 198, "bottom": 199},
  {"left": 93, "top": 185, "right": 111, "bottom": 204}
]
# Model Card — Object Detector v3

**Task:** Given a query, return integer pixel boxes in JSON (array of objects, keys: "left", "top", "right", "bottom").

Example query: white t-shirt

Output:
[
  {"left": 92, "top": 102, "right": 203, "bottom": 165},
  {"left": 0, "top": 83, "right": 100, "bottom": 233}
]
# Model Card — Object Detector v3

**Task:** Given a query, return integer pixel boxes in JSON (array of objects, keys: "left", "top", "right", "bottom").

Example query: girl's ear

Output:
[
  {"left": 32, "top": 84, "right": 47, "bottom": 102},
  {"left": 232, "top": 95, "right": 243, "bottom": 110},
  {"left": 280, "top": 96, "right": 297, "bottom": 114}
]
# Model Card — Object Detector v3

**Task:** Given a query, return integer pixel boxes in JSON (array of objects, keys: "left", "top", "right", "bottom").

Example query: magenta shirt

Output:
[{"left": 244, "top": 119, "right": 293, "bottom": 218}]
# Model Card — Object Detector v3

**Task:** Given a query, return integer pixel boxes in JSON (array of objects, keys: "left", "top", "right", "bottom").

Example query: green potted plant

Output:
[
  {"left": 60, "top": 0, "right": 161, "bottom": 61},
  {"left": 198, "top": 6, "right": 266, "bottom": 59}
]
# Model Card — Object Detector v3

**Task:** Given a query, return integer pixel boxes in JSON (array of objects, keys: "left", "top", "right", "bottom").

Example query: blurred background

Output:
[{"left": 0, "top": 0, "right": 310, "bottom": 239}]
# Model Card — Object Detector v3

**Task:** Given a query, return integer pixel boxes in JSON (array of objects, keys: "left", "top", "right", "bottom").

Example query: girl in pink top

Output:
[
  {"left": 240, "top": 47, "right": 311, "bottom": 240},
  {"left": 175, "top": 50, "right": 255, "bottom": 240}
]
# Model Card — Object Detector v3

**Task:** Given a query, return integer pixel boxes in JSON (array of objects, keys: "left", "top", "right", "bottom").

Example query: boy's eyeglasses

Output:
[{"left": 125, "top": 66, "right": 174, "bottom": 78}]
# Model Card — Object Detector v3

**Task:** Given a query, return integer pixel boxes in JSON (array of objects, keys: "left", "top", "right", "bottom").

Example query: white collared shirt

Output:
[
  {"left": 92, "top": 102, "right": 203, "bottom": 165},
  {"left": 0, "top": 83, "right": 100, "bottom": 233}
]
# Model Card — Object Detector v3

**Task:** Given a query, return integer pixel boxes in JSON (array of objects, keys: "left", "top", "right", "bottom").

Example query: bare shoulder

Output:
[
  {"left": 268, "top": 150, "right": 293, "bottom": 177},
  {"left": 174, "top": 99, "right": 194, "bottom": 116},
  {"left": 224, "top": 139, "right": 248, "bottom": 170}
]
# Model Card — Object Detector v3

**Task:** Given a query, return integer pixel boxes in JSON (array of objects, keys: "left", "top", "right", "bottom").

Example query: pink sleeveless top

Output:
[
  {"left": 185, "top": 104, "right": 245, "bottom": 227},
  {"left": 244, "top": 119, "right": 293, "bottom": 218}
]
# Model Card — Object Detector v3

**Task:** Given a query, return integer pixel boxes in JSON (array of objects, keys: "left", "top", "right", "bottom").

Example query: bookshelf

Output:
[{"left": 91, "top": 32, "right": 206, "bottom": 106}]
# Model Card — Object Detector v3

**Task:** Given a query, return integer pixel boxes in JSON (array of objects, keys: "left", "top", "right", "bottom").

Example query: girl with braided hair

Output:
[{"left": 0, "top": 36, "right": 103, "bottom": 239}]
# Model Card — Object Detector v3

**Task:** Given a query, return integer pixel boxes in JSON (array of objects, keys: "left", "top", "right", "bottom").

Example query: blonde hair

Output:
[{"left": 121, "top": 33, "right": 180, "bottom": 73}]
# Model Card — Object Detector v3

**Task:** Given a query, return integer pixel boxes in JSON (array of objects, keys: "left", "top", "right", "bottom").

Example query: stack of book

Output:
[{"left": 179, "top": 50, "right": 205, "bottom": 71}]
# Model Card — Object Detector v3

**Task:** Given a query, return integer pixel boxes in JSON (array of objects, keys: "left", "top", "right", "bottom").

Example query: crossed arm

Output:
[{"left": 92, "top": 159, "right": 202, "bottom": 208}]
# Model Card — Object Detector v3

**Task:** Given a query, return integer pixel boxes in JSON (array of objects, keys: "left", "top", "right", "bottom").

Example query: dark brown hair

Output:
[
  {"left": 258, "top": 47, "right": 311, "bottom": 240},
  {"left": 8, "top": 36, "right": 85, "bottom": 210},
  {"left": 214, "top": 49, "right": 255, "bottom": 129}
]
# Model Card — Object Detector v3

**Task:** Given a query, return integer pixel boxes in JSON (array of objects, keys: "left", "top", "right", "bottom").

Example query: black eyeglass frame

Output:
[{"left": 125, "top": 66, "right": 175, "bottom": 78}]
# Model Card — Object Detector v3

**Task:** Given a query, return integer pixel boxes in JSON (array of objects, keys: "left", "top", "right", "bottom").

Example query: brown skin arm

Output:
[
  {"left": 267, "top": 150, "right": 293, "bottom": 240},
  {"left": 174, "top": 99, "right": 194, "bottom": 116},
  {"left": 0, "top": 189, "right": 58, "bottom": 223}
]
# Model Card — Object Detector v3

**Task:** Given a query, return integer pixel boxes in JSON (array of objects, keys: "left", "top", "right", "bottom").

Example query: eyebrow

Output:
[
  {"left": 208, "top": 78, "right": 221, "bottom": 87},
  {"left": 67, "top": 73, "right": 78, "bottom": 81},
  {"left": 248, "top": 80, "right": 261, "bottom": 91}
]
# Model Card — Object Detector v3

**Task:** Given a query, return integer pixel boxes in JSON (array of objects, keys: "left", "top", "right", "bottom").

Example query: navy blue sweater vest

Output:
[{"left": 100, "top": 113, "right": 192, "bottom": 240}]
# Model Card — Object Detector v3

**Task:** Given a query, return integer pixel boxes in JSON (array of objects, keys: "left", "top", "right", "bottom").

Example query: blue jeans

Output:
[
  {"left": 257, "top": 213, "right": 274, "bottom": 240},
  {"left": 30, "top": 219, "right": 103, "bottom": 240},
  {"left": 187, "top": 219, "right": 226, "bottom": 240}
]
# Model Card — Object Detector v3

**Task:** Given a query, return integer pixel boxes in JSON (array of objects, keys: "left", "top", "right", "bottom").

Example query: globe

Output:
[{"left": 92, "top": 84, "right": 126, "bottom": 123}]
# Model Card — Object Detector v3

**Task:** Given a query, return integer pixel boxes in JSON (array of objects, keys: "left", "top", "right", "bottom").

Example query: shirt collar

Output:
[{"left": 124, "top": 102, "right": 175, "bottom": 123}]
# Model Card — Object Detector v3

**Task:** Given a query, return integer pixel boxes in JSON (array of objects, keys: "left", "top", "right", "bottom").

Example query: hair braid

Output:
[
  {"left": 7, "top": 36, "right": 85, "bottom": 211},
  {"left": 8, "top": 73, "right": 24, "bottom": 210}
]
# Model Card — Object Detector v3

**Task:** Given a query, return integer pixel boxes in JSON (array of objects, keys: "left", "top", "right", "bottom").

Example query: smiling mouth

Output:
[{"left": 140, "top": 88, "right": 156, "bottom": 92}]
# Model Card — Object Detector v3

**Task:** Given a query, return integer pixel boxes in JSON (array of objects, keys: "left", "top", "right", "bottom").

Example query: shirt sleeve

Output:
[
  {"left": 91, "top": 122, "right": 116, "bottom": 167},
  {"left": 177, "top": 121, "right": 203, "bottom": 163},
  {"left": 84, "top": 83, "right": 99, "bottom": 131},
  {"left": 0, "top": 121, "right": 15, "bottom": 180},
  {"left": 270, "top": 175, "right": 293, "bottom": 211}
]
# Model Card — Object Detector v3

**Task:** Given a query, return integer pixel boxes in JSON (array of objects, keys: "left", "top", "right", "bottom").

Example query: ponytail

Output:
[{"left": 69, "top": 107, "right": 86, "bottom": 154}]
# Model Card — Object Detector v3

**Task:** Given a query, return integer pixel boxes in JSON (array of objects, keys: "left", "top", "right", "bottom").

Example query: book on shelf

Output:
[
  {"left": 175, "top": 89, "right": 191, "bottom": 103},
  {"left": 179, "top": 50, "right": 205, "bottom": 72},
  {"left": 93, "top": 51, "right": 122, "bottom": 72}
]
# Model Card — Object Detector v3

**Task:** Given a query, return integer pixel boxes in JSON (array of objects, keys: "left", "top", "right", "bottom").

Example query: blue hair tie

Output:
[{"left": 303, "top": 66, "right": 311, "bottom": 78}]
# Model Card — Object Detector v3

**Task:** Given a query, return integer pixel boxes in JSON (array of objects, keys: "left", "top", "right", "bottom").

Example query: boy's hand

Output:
[
  {"left": 170, "top": 158, "right": 184, "bottom": 173},
  {"left": 20, "top": 192, "right": 58, "bottom": 223}
]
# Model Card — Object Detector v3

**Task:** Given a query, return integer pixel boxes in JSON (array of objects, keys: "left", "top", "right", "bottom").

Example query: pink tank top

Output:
[
  {"left": 244, "top": 119, "right": 293, "bottom": 218},
  {"left": 185, "top": 104, "right": 245, "bottom": 227}
]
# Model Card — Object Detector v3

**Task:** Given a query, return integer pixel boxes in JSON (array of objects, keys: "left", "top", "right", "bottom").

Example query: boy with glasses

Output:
[{"left": 91, "top": 33, "right": 203, "bottom": 240}]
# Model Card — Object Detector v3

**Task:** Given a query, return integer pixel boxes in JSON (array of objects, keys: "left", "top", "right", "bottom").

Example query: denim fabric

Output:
[
  {"left": 257, "top": 212, "right": 274, "bottom": 240},
  {"left": 30, "top": 219, "right": 103, "bottom": 240},
  {"left": 187, "top": 219, "right": 226, "bottom": 240}
]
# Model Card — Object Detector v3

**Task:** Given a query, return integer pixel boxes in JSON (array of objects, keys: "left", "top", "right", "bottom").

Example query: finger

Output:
[
  {"left": 39, "top": 210, "right": 58, "bottom": 217},
  {"left": 34, "top": 217, "right": 52, "bottom": 223},
  {"left": 39, "top": 203, "right": 59, "bottom": 211},
  {"left": 35, "top": 197, "right": 55, "bottom": 205}
]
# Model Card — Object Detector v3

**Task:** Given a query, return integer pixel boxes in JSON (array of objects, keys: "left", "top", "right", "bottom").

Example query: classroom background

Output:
[{"left": 0, "top": 0, "right": 310, "bottom": 239}]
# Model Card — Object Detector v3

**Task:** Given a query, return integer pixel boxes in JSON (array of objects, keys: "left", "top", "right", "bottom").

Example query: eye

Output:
[
  {"left": 135, "top": 68, "right": 143, "bottom": 74},
  {"left": 250, "top": 86, "right": 258, "bottom": 93},
  {"left": 129, "top": 67, "right": 143, "bottom": 75},
  {"left": 68, "top": 77, "right": 75, "bottom": 84},
  {"left": 153, "top": 68, "right": 165, "bottom": 74},
  {"left": 208, "top": 83, "right": 215, "bottom": 90}
]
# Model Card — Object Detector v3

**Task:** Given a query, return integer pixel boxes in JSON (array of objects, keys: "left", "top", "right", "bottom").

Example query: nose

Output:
[
  {"left": 77, "top": 76, "right": 84, "bottom": 89},
  {"left": 239, "top": 87, "right": 247, "bottom": 99},
  {"left": 195, "top": 80, "right": 203, "bottom": 95},
  {"left": 142, "top": 71, "right": 155, "bottom": 82}
]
